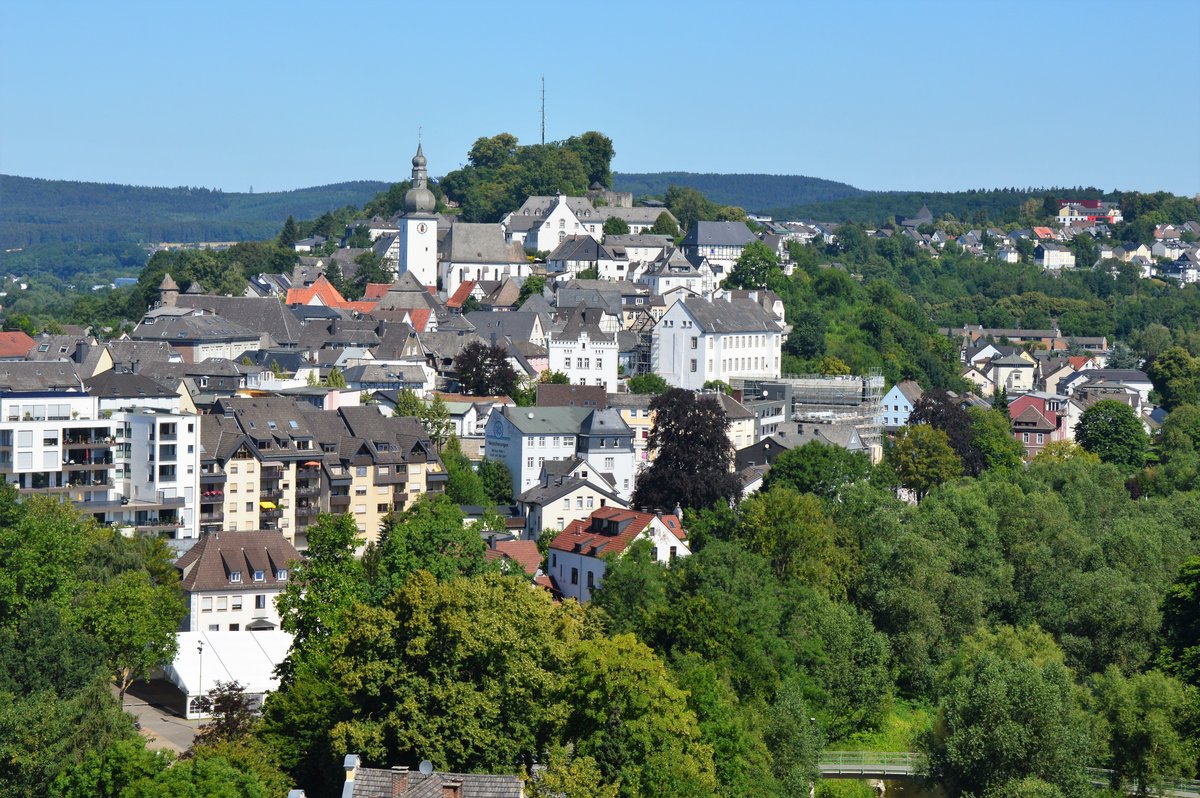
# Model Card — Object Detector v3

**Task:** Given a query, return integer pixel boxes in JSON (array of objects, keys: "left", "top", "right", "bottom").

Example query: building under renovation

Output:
[{"left": 734, "top": 371, "right": 885, "bottom": 457}]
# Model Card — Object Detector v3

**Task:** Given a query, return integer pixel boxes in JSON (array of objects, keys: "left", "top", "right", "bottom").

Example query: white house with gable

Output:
[
  {"left": 547, "top": 306, "right": 619, "bottom": 392},
  {"left": 548, "top": 507, "right": 689, "bottom": 602}
]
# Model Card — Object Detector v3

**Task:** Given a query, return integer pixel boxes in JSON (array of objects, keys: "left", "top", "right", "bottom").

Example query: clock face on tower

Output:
[{"left": 416, "top": 222, "right": 428, "bottom": 234}]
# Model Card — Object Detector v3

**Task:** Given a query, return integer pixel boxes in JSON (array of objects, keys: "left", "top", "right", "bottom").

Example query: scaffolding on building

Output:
[{"left": 738, "top": 369, "right": 885, "bottom": 450}]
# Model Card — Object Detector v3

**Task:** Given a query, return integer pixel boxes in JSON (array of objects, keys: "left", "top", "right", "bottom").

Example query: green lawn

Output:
[{"left": 830, "top": 699, "right": 933, "bottom": 753}]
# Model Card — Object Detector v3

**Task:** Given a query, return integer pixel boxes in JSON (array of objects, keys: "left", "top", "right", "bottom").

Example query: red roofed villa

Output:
[{"left": 548, "top": 506, "right": 689, "bottom": 602}]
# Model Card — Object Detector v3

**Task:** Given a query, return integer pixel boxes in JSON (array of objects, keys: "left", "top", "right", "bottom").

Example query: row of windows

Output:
[
  {"left": 1021, "top": 432, "right": 1046, "bottom": 444},
  {"left": 225, "top": 569, "right": 285, "bottom": 584},
  {"left": 201, "top": 594, "right": 269, "bottom": 611},
  {"left": 529, "top": 436, "right": 575, "bottom": 448}
]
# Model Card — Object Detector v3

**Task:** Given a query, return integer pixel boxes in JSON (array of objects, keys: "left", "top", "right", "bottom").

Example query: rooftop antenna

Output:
[{"left": 540, "top": 75, "right": 545, "bottom": 145}]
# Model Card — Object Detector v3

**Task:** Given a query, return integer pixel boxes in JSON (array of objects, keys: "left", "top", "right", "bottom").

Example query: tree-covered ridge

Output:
[
  {"left": 772, "top": 186, "right": 1200, "bottom": 227},
  {"left": 0, "top": 174, "right": 390, "bottom": 248},
  {"left": 614, "top": 172, "right": 866, "bottom": 213}
]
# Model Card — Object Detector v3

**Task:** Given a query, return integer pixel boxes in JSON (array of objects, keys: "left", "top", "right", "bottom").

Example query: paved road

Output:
[{"left": 120, "top": 679, "right": 200, "bottom": 753}]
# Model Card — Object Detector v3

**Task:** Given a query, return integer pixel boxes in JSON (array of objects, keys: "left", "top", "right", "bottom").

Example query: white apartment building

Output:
[
  {"left": 0, "top": 383, "right": 201, "bottom": 539},
  {"left": 652, "top": 295, "right": 783, "bottom": 390},
  {"left": 485, "top": 406, "right": 635, "bottom": 499}
]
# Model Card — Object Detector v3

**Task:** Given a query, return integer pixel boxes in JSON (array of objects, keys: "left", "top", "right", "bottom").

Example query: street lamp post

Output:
[{"left": 196, "top": 640, "right": 205, "bottom": 717}]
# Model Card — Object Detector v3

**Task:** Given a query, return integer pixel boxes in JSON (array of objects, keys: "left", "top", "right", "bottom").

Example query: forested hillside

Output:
[
  {"left": 614, "top": 171, "right": 865, "bottom": 212},
  {"left": 0, "top": 175, "right": 389, "bottom": 248},
  {"left": 772, "top": 186, "right": 1117, "bottom": 225}
]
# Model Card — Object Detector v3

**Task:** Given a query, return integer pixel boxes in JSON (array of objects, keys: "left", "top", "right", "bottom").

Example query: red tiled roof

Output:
[
  {"left": 1067, "top": 356, "right": 1091, "bottom": 370},
  {"left": 0, "top": 331, "right": 35, "bottom": 358},
  {"left": 343, "top": 300, "right": 379, "bottom": 314},
  {"left": 484, "top": 539, "right": 542, "bottom": 577},
  {"left": 285, "top": 275, "right": 344, "bottom": 307},
  {"left": 447, "top": 281, "right": 477, "bottom": 309},
  {"left": 405, "top": 307, "right": 433, "bottom": 332},
  {"left": 1032, "top": 226, "right": 1055, "bottom": 239},
  {"left": 548, "top": 507, "right": 685, "bottom": 558},
  {"left": 363, "top": 283, "right": 392, "bottom": 301},
  {"left": 287, "top": 276, "right": 379, "bottom": 315}
]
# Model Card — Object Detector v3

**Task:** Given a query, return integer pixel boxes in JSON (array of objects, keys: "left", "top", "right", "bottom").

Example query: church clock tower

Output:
[{"left": 397, "top": 143, "right": 438, "bottom": 288}]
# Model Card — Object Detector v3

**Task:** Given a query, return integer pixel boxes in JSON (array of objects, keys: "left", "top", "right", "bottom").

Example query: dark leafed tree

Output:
[
  {"left": 278, "top": 215, "right": 298, "bottom": 249},
  {"left": 649, "top": 212, "right": 679, "bottom": 237},
  {"left": 565, "top": 131, "right": 616, "bottom": 188},
  {"left": 323, "top": 260, "right": 347, "bottom": 297},
  {"left": 1149, "top": 347, "right": 1200, "bottom": 410},
  {"left": 348, "top": 250, "right": 393, "bottom": 300},
  {"left": 1075, "top": 399, "right": 1148, "bottom": 469},
  {"left": 762, "top": 440, "right": 871, "bottom": 499},
  {"left": 193, "top": 680, "right": 257, "bottom": 746},
  {"left": 631, "top": 389, "right": 740, "bottom": 512},
  {"left": 602, "top": 216, "right": 630, "bottom": 236},
  {"left": 518, "top": 275, "right": 546, "bottom": 305},
  {"left": 723, "top": 240, "right": 780, "bottom": 290},
  {"left": 455, "top": 340, "right": 521, "bottom": 397},
  {"left": 1160, "top": 555, "right": 1200, "bottom": 687},
  {"left": 910, "top": 389, "right": 983, "bottom": 476}
]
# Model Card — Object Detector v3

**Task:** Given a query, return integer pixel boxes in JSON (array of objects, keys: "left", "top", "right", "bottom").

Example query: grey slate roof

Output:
[
  {"left": 0, "top": 361, "right": 84, "bottom": 392},
  {"left": 465, "top": 311, "right": 541, "bottom": 344},
  {"left": 350, "top": 766, "right": 522, "bottom": 798},
  {"left": 682, "top": 221, "right": 756, "bottom": 248},
  {"left": 677, "top": 296, "right": 783, "bottom": 334},
  {"left": 105, "top": 340, "right": 181, "bottom": 370},
  {"left": 131, "top": 311, "right": 262, "bottom": 344},
  {"left": 600, "top": 206, "right": 673, "bottom": 226},
  {"left": 174, "top": 295, "right": 304, "bottom": 346},
  {"left": 603, "top": 233, "right": 673, "bottom": 249},
  {"left": 497, "top": 404, "right": 592, "bottom": 435},
  {"left": 446, "top": 223, "right": 526, "bottom": 264},
  {"left": 83, "top": 370, "right": 178, "bottom": 399},
  {"left": 553, "top": 306, "right": 613, "bottom": 343},
  {"left": 547, "top": 235, "right": 613, "bottom": 263},
  {"left": 579, "top": 407, "right": 631, "bottom": 437},
  {"left": 517, "top": 474, "right": 625, "bottom": 507}
]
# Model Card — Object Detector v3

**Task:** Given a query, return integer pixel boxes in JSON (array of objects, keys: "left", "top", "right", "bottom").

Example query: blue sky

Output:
[{"left": 2, "top": 0, "right": 1198, "bottom": 195}]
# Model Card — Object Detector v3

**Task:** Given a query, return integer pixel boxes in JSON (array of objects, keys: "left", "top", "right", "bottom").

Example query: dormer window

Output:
[
  {"left": 276, "top": 569, "right": 287, "bottom": 580},
  {"left": 229, "top": 571, "right": 242, "bottom": 583},
  {"left": 253, "top": 570, "right": 265, "bottom": 582}
]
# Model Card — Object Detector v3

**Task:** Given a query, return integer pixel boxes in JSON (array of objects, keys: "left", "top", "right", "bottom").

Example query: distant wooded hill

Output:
[
  {"left": 614, "top": 172, "right": 1112, "bottom": 226},
  {"left": 0, "top": 175, "right": 390, "bottom": 249},
  {"left": 770, "top": 187, "right": 1113, "bottom": 226},
  {"left": 614, "top": 172, "right": 867, "bottom": 212}
]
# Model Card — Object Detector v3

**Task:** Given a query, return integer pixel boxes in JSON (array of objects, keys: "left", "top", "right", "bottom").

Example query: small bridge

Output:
[
  {"left": 818, "top": 751, "right": 918, "bottom": 780},
  {"left": 817, "top": 751, "right": 1200, "bottom": 798}
]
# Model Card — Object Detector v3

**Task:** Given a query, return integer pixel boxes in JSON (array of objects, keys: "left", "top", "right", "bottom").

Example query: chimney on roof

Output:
[
  {"left": 654, "top": 508, "right": 662, "bottom": 519},
  {"left": 390, "top": 766, "right": 409, "bottom": 797},
  {"left": 441, "top": 780, "right": 463, "bottom": 798},
  {"left": 343, "top": 754, "right": 360, "bottom": 782}
]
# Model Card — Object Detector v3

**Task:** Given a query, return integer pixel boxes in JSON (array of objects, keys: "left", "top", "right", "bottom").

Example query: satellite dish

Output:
[{"left": 419, "top": 760, "right": 434, "bottom": 776}]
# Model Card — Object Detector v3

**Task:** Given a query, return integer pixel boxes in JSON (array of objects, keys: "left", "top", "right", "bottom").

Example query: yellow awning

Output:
[{"left": 259, "top": 501, "right": 277, "bottom": 509}]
